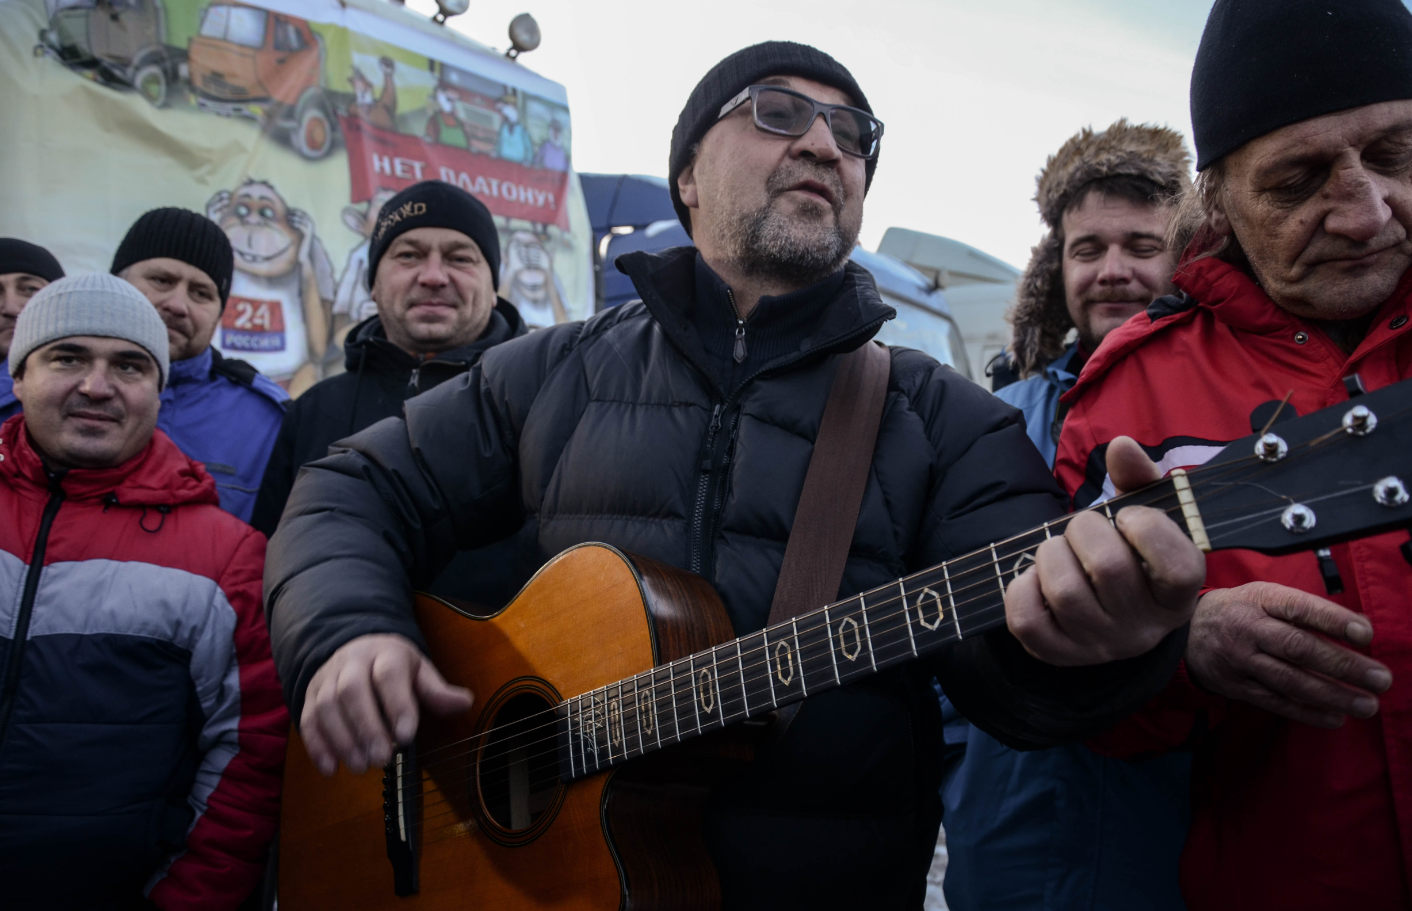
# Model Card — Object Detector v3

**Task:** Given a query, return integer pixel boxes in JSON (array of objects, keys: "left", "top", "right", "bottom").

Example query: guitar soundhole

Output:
[{"left": 476, "top": 691, "right": 562, "bottom": 834}]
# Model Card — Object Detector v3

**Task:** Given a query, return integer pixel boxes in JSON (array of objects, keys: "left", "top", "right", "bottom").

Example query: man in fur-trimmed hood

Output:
[
  {"left": 997, "top": 120, "right": 1191, "bottom": 464},
  {"left": 937, "top": 120, "right": 1196, "bottom": 911}
]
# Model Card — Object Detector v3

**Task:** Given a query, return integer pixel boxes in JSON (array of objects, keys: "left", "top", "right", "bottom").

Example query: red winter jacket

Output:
[
  {"left": 0, "top": 417, "right": 288, "bottom": 910},
  {"left": 1054, "top": 254, "right": 1412, "bottom": 910}
]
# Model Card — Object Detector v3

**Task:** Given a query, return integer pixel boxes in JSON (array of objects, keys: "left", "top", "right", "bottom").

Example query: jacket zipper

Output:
[
  {"left": 697, "top": 410, "right": 743, "bottom": 581},
  {"left": 726, "top": 288, "right": 748, "bottom": 363},
  {"left": 683, "top": 321, "right": 888, "bottom": 578},
  {"left": 0, "top": 475, "right": 67, "bottom": 750},
  {"left": 689, "top": 403, "right": 725, "bottom": 574}
]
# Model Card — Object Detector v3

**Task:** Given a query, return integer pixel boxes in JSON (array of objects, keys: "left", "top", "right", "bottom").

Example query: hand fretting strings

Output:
[{"left": 397, "top": 414, "right": 1400, "bottom": 833}]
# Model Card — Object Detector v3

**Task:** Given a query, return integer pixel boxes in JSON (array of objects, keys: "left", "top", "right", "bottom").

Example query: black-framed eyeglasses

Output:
[{"left": 717, "top": 85, "right": 884, "bottom": 160}]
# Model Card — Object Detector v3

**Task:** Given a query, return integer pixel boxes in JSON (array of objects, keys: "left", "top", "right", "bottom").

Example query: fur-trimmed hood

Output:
[{"left": 1009, "top": 119, "right": 1192, "bottom": 376}]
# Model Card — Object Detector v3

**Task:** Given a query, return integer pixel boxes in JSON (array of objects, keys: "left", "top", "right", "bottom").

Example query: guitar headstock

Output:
[{"left": 1185, "top": 377, "right": 1412, "bottom": 555}]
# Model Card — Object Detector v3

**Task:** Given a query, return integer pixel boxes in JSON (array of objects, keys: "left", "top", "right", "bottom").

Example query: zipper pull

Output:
[
  {"left": 408, "top": 366, "right": 421, "bottom": 393},
  {"left": 727, "top": 288, "right": 747, "bottom": 363},
  {"left": 709, "top": 403, "right": 723, "bottom": 433}
]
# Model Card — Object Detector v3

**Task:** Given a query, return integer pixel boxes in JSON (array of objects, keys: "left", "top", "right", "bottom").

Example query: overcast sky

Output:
[{"left": 406, "top": 0, "right": 1220, "bottom": 269}]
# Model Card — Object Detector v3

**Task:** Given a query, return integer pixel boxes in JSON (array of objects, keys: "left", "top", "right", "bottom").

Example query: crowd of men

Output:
[{"left": 0, "top": 0, "right": 1409, "bottom": 908}]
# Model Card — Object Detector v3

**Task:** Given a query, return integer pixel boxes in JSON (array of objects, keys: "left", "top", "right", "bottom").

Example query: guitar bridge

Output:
[{"left": 382, "top": 744, "right": 420, "bottom": 896}]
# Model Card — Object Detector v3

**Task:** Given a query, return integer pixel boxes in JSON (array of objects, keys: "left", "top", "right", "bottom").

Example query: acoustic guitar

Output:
[{"left": 278, "top": 378, "right": 1412, "bottom": 910}]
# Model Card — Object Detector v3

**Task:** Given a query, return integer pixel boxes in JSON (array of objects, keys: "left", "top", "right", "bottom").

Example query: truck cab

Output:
[{"left": 188, "top": 3, "right": 331, "bottom": 157}]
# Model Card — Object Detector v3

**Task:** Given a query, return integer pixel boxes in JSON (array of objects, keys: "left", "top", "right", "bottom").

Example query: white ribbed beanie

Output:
[{"left": 9, "top": 273, "right": 169, "bottom": 389}]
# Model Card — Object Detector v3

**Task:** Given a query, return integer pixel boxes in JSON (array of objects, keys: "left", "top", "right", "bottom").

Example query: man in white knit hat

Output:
[{"left": 0, "top": 273, "right": 287, "bottom": 910}]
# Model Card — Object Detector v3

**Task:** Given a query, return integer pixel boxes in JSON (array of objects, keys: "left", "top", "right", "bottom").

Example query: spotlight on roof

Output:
[
  {"left": 505, "top": 13, "right": 541, "bottom": 60},
  {"left": 432, "top": 0, "right": 470, "bottom": 25}
]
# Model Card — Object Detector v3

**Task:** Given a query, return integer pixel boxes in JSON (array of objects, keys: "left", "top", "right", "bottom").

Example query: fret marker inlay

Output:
[{"left": 915, "top": 587, "right": 944, "bottom": 631}]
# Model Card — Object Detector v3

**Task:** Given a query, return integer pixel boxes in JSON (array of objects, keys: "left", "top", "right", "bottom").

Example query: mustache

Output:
[
  {"left": 64, "top": 398, "right": 124, "bottom": 421},
  {"left": 766, "top": 163, "right": 844, "bottom": 213}
]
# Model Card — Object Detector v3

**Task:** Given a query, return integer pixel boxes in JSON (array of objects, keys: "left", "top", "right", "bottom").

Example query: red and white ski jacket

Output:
[
  {"left": 1055, "top": 254, "right": 1412, "bottom": 910},
  {"left": 0, "top": 416, "right": 287, "bottom": 910}
]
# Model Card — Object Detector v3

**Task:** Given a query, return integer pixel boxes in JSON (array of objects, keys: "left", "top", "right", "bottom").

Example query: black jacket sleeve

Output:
[
  {"left": 264, "top": 325, "right": 581, "bottom": 718},
  {"left": 898, "top": 352, "right": 1186, "bottom": 751}
]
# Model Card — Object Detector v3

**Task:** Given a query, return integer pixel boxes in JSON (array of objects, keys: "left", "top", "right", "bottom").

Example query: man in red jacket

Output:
[
  {"left": 1055, "top": 0, "right": 1412, "bottom": 907},
  {"left": 0, "top": 273, "right": 288, "bottom": 910}
]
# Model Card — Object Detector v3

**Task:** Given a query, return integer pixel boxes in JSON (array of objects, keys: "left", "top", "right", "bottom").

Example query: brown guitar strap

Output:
[{"left": 767, "top": 340, "right": 891, "bottom": 627}]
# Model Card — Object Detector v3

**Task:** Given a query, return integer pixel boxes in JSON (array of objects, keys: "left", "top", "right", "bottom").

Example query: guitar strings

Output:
[
  {"left": 395, "top": 419, "right": 1407, "bottom": 823},
  {"left": 410, "top": 451, "right": 1309, "bottom": 797},
  {"left": 410, "top": 398, "right": 1408, "bottom": 771},
  {"left": 414, "top": 443, "right": 1284, "bottom": 783},
  {"left": 413, "top": 468, "right": 1388, "bottom": 832},
  {"left": 417, "top": 476, "right": 1288, "bottom": 817},
  {"left": 411, "top": 464, "right": 1216, "bottom": 771}
]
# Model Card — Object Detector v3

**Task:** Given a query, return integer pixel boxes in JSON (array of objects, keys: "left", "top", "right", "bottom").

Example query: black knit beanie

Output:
[
  {"left": 0, "top": 239, "right": 64, "bottom": 282},
  {"left": 1192, "top": 0, "right": 1412, "bottom": 170},
  {"left": 366, "top": 181, "right": 501, "bottom": 291},
  {"left": 111, "top": 207, "right": 234, "bottom": 303},
  {"left": 668, "top": 41, "right": 875, "bottom": 236}
]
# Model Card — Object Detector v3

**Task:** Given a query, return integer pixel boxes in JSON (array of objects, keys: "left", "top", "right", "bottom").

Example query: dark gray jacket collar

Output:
[
  {"left": 343, "top": 298, "right": 527, "bottom": 376},
  {"left": 615, "top": 246, "right": 895, "bottom": 387}
]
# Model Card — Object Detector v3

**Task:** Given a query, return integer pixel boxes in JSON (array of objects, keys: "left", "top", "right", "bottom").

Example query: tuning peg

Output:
[
  {"left": 1256, "top": 433, "right": 1289, "bottom": 463},
  {"left": 1343, "top": 405, "right": 1378, "bottom": 436}
]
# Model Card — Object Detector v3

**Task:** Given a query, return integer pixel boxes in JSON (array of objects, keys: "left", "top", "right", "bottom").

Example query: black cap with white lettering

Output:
[{"left": 366, "top": 181, "right": 501, "bottom": 290}]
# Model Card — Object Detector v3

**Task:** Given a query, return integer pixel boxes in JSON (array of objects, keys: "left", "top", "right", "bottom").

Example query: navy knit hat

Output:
[
  {"left": 110, "top": 208, "right": 235, "bottom": 303},
  {"left": 0, "top": 239, "right": 64, "bottom": 283},
  {"left": 668, "top": 41, "right": 875, "bottom": 236},
  {"left": 1192, "top": 0, "right": 1412, "bottom": 170},
  {"left": 365, "top": 181, "right": 501, "bottom": 291}
]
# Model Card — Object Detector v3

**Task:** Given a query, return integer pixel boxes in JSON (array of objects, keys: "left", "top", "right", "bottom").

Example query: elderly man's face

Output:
[
  {"left": 1213, "top": 99, "right": 1412, "bottom": 320},
  {"left": 371, "top": 227, "right": 496, "bottom": 355},
  {"left": 13, "top": 336, "right": 161, "bottom": 469},
  {"left": 678, "top": 75, "right": 867, "bottom": 286}
]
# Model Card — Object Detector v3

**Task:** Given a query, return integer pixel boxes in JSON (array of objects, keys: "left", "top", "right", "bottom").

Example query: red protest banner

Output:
[{"left": 341, "top": 116, "right": 571, "bottom": 229}]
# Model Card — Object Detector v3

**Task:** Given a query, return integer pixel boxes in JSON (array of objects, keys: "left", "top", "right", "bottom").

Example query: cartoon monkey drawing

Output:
[
  {"left": 501, "top": 229, "right": 568, "bottom": 328},
  {"left": 349, "top": 56, "right": 397, "bottom": 130},
  {"left": 331, "top": 188, "right": 397, "bottom": 358},
  {"left": 207, "top": 180, "right": 335, "bottom": 396}
]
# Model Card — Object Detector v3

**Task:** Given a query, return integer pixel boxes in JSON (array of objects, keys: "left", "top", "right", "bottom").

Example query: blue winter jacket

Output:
[
  {"left": 0, "top": 350, "right": 286, "bottom": 523},
  {"left": 158, "top": 348, "right": 287, "bottom": 523},
  {"left": 937, "top": 342, "right": 1191, "bottom": 911},
  {"left": 991, "top": 344, "right": 1080, "bottom": 465}
]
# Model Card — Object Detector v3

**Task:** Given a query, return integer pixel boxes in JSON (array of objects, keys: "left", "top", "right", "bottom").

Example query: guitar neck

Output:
[{"left": 558, "top": 475, "right": 1191, "bottom": 781}]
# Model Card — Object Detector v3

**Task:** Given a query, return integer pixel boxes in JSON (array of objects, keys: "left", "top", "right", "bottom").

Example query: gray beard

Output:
[{"left": 721, "top": 193, "right": 858, "bottom": 287}]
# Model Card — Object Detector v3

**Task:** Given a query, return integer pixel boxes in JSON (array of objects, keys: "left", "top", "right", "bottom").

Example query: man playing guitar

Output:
[{"left": 266, "top": 42, "right": 1205, "bottom": 908}]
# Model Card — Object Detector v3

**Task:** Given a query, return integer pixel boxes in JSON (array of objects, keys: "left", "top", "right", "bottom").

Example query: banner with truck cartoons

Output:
[{"left": 0, "top": 0, "right": 592, "bottom": 395}]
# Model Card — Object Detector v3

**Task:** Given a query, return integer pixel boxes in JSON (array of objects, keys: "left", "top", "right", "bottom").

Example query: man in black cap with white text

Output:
[
  {"left": 265, "top": 42, "right": 1206, "bottom": 908},
  {"left": 251, "top": 181, "right": 527, "bottom": 602},
  {"left": 1054, "top": 1, "right": 1412, "bottom": 906},
  {"left": 112, "top": 207, "right": 289, "bottom": 523}
]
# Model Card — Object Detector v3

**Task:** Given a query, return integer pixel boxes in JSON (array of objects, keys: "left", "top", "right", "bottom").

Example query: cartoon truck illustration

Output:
[
  {"left": 425, "top": 58, "right": 507, "bottom": 155},
  {"left": 187, "top": 3, "right": 335, "bottom": 159},
  {"left": 34, "top": 0, "right": 187, "bottom": 108}
]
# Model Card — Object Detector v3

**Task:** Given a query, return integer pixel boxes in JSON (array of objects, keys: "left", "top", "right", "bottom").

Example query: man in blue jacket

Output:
[
  {"left": 113, "top": 208, "right": 288, "bottom": 522},
  {"left": 0, "top": 238, "right": 65, "bottom": 422},
  {"left": 940, "top": 121, "right": 1194, "bottom": 911}
]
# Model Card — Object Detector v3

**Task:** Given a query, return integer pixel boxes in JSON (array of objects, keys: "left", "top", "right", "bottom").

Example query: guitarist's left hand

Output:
[{"left": 1005, "top": 436, "right": 1205, "bottom": 666}]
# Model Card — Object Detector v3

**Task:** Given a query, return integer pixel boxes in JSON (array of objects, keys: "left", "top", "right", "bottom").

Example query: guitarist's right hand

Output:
[{"left": 301, "top": 633, "right": 474, "bottom": 776}]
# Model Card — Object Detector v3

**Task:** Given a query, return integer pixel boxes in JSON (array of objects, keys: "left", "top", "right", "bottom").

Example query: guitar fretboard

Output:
[{"left": 556, "top": 478, "right": 1182, "bottom": 780}]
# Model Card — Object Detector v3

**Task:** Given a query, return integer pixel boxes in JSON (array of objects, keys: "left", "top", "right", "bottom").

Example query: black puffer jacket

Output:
[
  {"left": 251, "top": 302, "right": 529, "bottom": 604},
  {"left": 266, "top": 247, "right": 1184, "bottom": 910}
]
